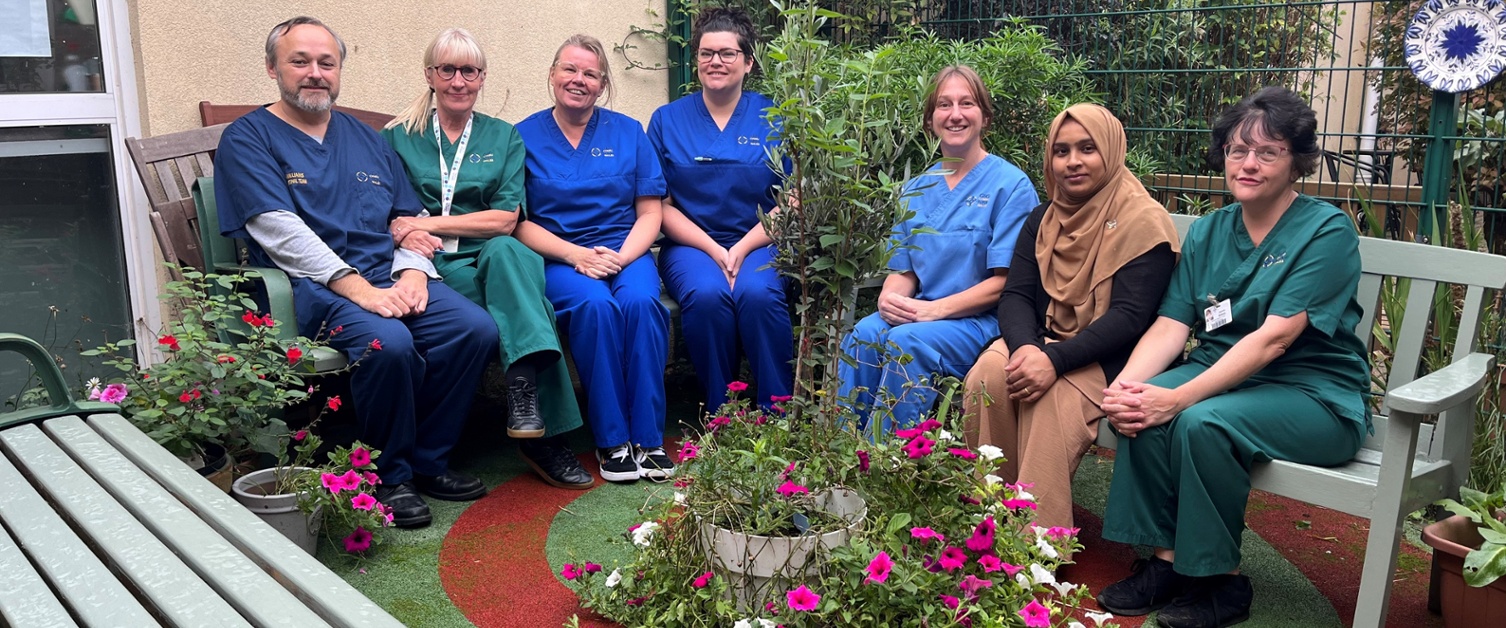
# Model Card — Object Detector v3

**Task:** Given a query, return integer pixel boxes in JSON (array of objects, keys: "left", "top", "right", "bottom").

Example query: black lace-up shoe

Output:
[
  {"left": 412, "top": 470, "right": 487, "bottom": 501},
  {"left": 374, "top": 482, "right": 432, "bottom": 528},
  {"left": 520, "top": 438, "right": 594, "bottom": 489},
  {"left": 1156, "top": 574, "right": 1253, "bottom": 628},
  {"left": 1097, "top": 556, "right": 1191, "bottom": 616},
  {"left": 635, "top": 445, "right": 675, "bottom": 480},
  {"left": 506, "top": 376, "right": 545, "bottom": 438},
  {"left": 596, "top": 444, "right": 640, "bottom": 483}
]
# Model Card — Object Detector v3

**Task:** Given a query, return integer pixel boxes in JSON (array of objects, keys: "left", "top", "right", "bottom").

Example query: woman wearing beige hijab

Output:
[{"left": 962, "top": 104, "right": 1179, "bottom": 529}]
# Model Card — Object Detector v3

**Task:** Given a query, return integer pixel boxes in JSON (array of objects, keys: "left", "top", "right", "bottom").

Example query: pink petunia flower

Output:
[
  {"left": 1019, "top": 599, "right": 1051, "bottom": 628},
  {"left": 99, "top": 383, "right": 129, "bottom": 404},
  {"left": 864, "top": 551, "right": 894, "bottom": 584},
  {"left": 583, "top": 563, "right": 602, "bottom": 574},
  {"left": 902, "top": 436, "right": 935, "bottom": 459},
  {"left": 1000, "top": 562, "right": 1024, "bottom": 577},
  {"left": 966, "top": 516, "right": 996, "bottom": 553},
  {"left": 939, "top": 594, "right": 961, "bottom": 609},
  {"left": 350, "top": 492, "right": 377, "bottom": 511},
  {"left": 895, "top": 426, "right": 927, "bottom": 440},
  {"left": 1045, "top": 526, "right": 1080, "bottom": 539},
  {"left": 910, "top": 527, "right": 945, "bottom": 543},
  {"left": 348, "top": 446, "right": 371, "bottom": 467},
  {"left": 726, "top": 381, "right": 749, "bottom": 393},
  {"left": 948, "top": 448, "right": 978, "bottom": 460},
  {"left": 708, "top": 416, "right": 732, "bottom": 431},
  {"left": 338, "top": 470, "right": 363, "bottom": 491},
  {"left": 978, "top": 555, "right": 1003, "bottom": 573},
  {"left": 776, "top": 481, "right": 809, "bottom": 497},
  {"left": 561, "top": 564, "right": 581, "bottom": 580},
  {"left": 857, "top": 450, "right": 870, "bottom": 472},
  {"left": 343, "top": 527, "right": 373, "bottom": 553},
  {"left": 362, "top": 471, "right": 381, "bottom": 486},
  {"left": 679, "top": 441, "right": 700, "bottom": 460},
  {"left": 321, "top": 472, "right": 343, "bottom": 495},
  {"left": 693, "top": 571, "right": 714, "bottom": 588},
  {"left": 938, "top": 546, "right": 967, "bottom": 571},
  {"left": 1001, "top": 499, "right": 1039, "bottom": 510},
  {"left": 770, "top": 394, "right": 793, "bottom": 403},
  {"left": 958, "top": 574, "right": 994, "bottom": 598},
  {"left": 779, "top": 461, "right": 796, "bottom": 480},
  {"left": 786, "top": 584, "right": 820, "bottom": 611}
]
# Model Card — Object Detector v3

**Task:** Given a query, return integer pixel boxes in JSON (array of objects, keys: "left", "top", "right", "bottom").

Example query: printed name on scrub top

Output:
[
  {"left": 468, "top": 152, "right": 495, "bottom": 164},
  {"left": 590, "top": 147, "right": 617, "bottom": 158},
  {"left": 285, "top": 172, "right": 308, "bottom": 186},
  {"left": 353, "top": 171, "right": 383, "bottom": 186},
  {"left": 962, "top": 193, "right": 992, "bottom": 207}
]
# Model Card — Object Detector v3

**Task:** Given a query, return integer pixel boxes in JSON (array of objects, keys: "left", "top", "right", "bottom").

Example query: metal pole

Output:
[{"left": 1417, "top": 89, "right": 1460, "bottom": 243}]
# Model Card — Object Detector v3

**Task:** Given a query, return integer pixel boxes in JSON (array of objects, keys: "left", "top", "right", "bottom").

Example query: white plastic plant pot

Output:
[
  {"left": 698, "top": 488, "right": 866, "bottom": 610},
  {"left": 231, "top": 467, "right": 323, "bottom": 554}
]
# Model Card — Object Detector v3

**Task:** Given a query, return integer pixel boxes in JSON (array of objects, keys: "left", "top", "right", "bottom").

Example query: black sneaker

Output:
[
  {"left": 1097, "top": 556, "right": 1190, "bottom": 616},
  {"left": 506, "top": 376, "right": 545, "bottom": 438},
  {"left": 1156, "top": 574, "right": 1253, "bottom": 628},
  {"left": 635, "top": 445, "right": 675, "bottom": 480},
  {"left": 520, "top": 438, "right": 594, "bottom": 489},
  {"left": 596, "top": 444, "right": 640, "bottom": 483}
]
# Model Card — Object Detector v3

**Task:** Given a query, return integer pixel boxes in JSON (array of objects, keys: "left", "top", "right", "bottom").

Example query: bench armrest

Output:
[
  {"left": 211, "top": 263, "right": 299, "bottom": 343},
  {"left": 1383, "top": 352, "right": 1495, "bottom": 415}
]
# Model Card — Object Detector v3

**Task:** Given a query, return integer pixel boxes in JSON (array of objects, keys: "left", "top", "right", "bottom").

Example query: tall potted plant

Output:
[{"left": 1425, "top": 485, "right": 1506, "bottom": 627}]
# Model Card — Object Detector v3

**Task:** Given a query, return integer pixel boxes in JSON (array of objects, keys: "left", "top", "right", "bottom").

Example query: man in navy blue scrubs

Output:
[{"left": 214, "top": 16, "right": 497, "bottom": 528}]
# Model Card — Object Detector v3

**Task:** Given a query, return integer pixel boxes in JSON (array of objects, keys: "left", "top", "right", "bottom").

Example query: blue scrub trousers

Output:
[
  {"left": 545, "top": 256, "right": 669, "bottom": 449},
  {"left": 298, "top": 279, "right": 498, "bottom": 485},
  {"left": 659, "top": 244, "right": 793, "bottom": 411},
  {"left": 1101, "top": 362, "right": 1366, "bottom": 576},
  {"left": 838, "top": 312, "right": 995, "bottom": 433}
]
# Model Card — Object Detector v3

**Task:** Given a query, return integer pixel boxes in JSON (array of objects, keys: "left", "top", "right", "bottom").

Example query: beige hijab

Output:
[{"left": 1037, "top": 104, "right": 1180, "bottom": 339}]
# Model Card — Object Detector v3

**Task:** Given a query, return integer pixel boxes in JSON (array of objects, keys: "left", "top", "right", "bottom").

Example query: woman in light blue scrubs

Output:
[
  {"left": 838, "top": 65, "right": 1038, "bottom": 433},
  {"left": 648, "top": 7, "right": 792, "bottom": 414},
  {"left": 513, "top": 35, "right": 670, "bottom": 484}
]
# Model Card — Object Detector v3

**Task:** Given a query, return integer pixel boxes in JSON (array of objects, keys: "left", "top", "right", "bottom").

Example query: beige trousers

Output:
[{"left": 962, "top": 339, "right": 1106, "bottom": 529}]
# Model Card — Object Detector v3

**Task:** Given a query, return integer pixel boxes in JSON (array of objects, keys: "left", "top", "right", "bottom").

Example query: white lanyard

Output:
[{"left": 433, "top": 111, "right": 472, "bottom": 252}]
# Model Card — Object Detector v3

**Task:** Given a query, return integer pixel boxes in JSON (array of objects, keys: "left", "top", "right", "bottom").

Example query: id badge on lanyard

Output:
[{"left": 434, "top": 111, "right": 473, "bottom": 253}]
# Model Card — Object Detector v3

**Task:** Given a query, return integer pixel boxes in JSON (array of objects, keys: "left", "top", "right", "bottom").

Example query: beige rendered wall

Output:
[{"left": 128, "top": 1, "right": 671, "bottom": 136}]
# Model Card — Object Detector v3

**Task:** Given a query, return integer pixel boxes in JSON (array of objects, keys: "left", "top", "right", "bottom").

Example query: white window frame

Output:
[{"left": 0, "top": 0, "right": 159, "bottom": 353}]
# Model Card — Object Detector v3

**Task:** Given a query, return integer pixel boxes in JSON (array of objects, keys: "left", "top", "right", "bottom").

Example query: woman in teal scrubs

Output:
[
  {"left": 1095, "top": 87, "right": 1370, "bottom": 628},
  {"left": 381, "top": 28, "right": 591, "bottom": 490}
]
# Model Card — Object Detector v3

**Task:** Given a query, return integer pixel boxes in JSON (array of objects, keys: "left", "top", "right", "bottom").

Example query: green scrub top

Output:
[
  {"left": 1160, "top": 195, "right": 1371, "bottom": 428},
  {"left": 381, "top": 112, "right": 526, "bottom": 255}
]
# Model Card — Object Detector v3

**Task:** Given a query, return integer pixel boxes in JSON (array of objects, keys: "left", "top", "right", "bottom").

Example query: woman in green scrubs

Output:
[
  {"left": 1094, "top": 87, "right": 1370, "bottom": 628},
  {"left": 381, "top": 28, "right": 591, "bottom": 489}
]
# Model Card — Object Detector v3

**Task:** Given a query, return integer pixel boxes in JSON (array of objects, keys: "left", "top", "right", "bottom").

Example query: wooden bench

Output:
[
  {"left": 0, "top": 333, "right": 403, "bottom": 627},
  {"left": 1093, "top": 213, "right": 1504, "bottom": 628}
]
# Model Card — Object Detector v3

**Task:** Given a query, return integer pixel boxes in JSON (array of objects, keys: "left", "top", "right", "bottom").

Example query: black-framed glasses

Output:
[
  {"left": 430, "top": 64, "right": 483, "bottom": 81},
  {"left": 696, "top": 49, "right": 743, "bottom": 64},
  {"left": 1224, "top": 144, "right": 1289, "bottom": 164}
]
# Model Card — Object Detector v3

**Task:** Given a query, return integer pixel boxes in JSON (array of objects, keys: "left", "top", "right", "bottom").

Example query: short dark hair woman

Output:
[{"left": 1095, "top": 87, "right": 1370, "bottom": 628}]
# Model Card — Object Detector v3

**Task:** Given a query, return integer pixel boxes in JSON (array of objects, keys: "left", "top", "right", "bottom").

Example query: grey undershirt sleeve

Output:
[
  {"left": 244, "top": 211, "right": 356, "bottom": 285},
  {"left": 392, "top": 248, "right": 440, "bottom": 280}
]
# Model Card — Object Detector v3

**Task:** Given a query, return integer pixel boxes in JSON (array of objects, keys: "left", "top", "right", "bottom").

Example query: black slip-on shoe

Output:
[
  {"left": 1156, "top": 574, "right": 1253, "bottom": 628},
  {"left": 520, "top": 438, "right": 594, "bottom": 489},
  {"left": 412, "top": 470, "right": 488, "bottom": 501},
  {"left": 374, "top": 482, "right": 432, "bottom": 529},
  {"left": 506, "top": 376, "right": 545, "bottom": 438},
  {"left": 1097, "top": 556, "right": 1191, "bottom": 616}
]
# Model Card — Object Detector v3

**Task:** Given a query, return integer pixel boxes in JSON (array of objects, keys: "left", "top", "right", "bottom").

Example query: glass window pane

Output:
[
  {"left": 0, "top": 124, "right": 132, "bottom": 397},
  {"left": 0, "top": 0, "right": 104, "bottom": 93}
]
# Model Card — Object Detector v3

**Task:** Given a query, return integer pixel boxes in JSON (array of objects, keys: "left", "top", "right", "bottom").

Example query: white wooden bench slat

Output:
[
  {"left": 43, "top": 415, "right": 328, "bottom": 628},
  {"left": 4, "top": 419, "right": 254, "bottom": 628},
  {"left": 1356, "top": 235, "right": 1506, "bottom": 285},
  {"left": 1386, "top": 276, "right": 1439, "bottom": 391},
  {"left": 0, "top": 425, "right": 158, "bottom": 627},
  {"left": 1354, "top": 273, "right": 1382, "bottom": 351},
  {"left": 0, "top": 523, "right": 76, "bottom": 628},
  {"left": 87, "top": 413, "right": 405, "bottom": 628}
]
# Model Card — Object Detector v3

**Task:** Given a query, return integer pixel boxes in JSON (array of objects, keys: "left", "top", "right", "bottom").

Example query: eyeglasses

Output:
[
  {"left": 697, "top": 49, "right": 744, "bottom": 64},
  {"left": 430, "top": 64, "right": 483, "bottom": 81},
  {"left": 554, "top": 63, "right": 603, "bottom": 85},
  {"left": 1224, "top": 144, "right": 1289, "bottom": 164}
]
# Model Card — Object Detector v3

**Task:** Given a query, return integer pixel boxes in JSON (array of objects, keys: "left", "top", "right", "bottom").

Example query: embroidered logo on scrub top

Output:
[
  {"left": 737, "top": 136, "right": 761, "bottom": 146},
  {"left": 285, "top": 172, "right": 308, "bottom": 186},
  {"left": 471, "top": 152, "right": 494, "bottom": 163},
  {"left": 590, "top": 147, "right": 616, "bottom": 158},
  {"left": 1261, "top": 251, "right": 1287, "bottom": 268},
  {"left": 964, "top": 194, "right": 992, "bottom": 207},
  {"left": 354, "top": 171, "right": 382, "bottom": 186}
]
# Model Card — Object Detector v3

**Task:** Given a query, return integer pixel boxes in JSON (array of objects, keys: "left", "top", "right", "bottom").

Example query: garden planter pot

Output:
[
  {"left": 232, "top": 467, "right": 322, "bottom": 554},
  {"left": 1422, "top": 514, "right": 1506, "bottom": 627},
  {"left": 194, "top": 443, "right": 235, "bottom": 493},
  {"left": 698, "top": 488, "right": 866, "bottom": 609}
]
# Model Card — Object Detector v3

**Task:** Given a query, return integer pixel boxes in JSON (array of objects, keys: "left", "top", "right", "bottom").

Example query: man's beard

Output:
[{"left": 280, "top": 79, "right": 337, "bottom": 113}]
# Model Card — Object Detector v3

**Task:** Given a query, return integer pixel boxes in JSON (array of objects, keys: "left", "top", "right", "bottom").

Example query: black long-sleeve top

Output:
[{"left": 995, "top": 202, "right": 1177, "bottom": 383}]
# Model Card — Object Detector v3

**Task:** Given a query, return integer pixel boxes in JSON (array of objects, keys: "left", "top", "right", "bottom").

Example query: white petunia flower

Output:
[
  {"left": 605, "top": 569, "right": 622, "bottom": 588},
  {"left": 1035, "top": 536, "right": 1060, "bottom": 559},
  {"left": 1069, "top": 622, "right": 1087, "bottom": 628},
  {"left": 673, "top": 491, "right": 686, "bottom": 505},
  {"left": 1029, "top": 563, "right": 1056, "bottom": 585},
  {"left": 733, "top": 621, "right": 752, "bottom": 628},
  {"left": 1031, "top": 525, "right": 1048, "bottom": 539},
  {"left": 1016, "top": 572, "right": 1031, "bottom": 587},
  {"left": 757, "top": 620, "right": 776, "bottom": 628},
  {"left": 1016, "top": 489, "right": 1035, "bottom": 501},
  {"left": 938, "top": 429, "right": 955, "bottom": 442},
  {"left": 631, "top": 521, "right": 660, "bottom": 547},
  {"left": 983, "top": 474, "right": 1003, "bottom": 486},
  {"left": 1048, "top": 581, "right": 1077, "bottom": 596},
  {"left": 1086, "top": 610, "right": 1114, "bottom": 626},
  {"left": 977, "top": 444, "right": 1003, "bottom": 461}
]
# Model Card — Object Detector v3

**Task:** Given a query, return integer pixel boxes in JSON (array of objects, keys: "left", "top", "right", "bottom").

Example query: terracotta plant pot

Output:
[
  {"left": 1422, "top": 514, "right": 1506, "bottom": 627},
  {"left": 698, "top": 488, "right": 866, "bottom": 610},
  {"left": 231, "top": 467, "right": 322, "bottom": 554}
]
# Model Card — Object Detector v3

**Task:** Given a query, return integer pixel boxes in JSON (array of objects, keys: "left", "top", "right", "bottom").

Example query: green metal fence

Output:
[{"left": 671, "top": 0, "right": 1506, "bottom": 244}]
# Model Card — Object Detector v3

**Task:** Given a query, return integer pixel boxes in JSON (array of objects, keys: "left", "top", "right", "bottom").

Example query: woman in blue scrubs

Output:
[
  {"left": 648, "top": 7, "right": 792, "bottom": 413},
  {"left": 838, "top": 65, "right": 1038, "bottom": 433},
  {"left": 513, "top": 35, "right": 671, "bottom": 484}
]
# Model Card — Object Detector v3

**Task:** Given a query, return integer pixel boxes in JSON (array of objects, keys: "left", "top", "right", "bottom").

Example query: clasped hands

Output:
[
  {"left": 567, "top": 246, "right": 626, "bottom": 279},
  {"left": 391, "top": 216, "right": 443, "bottom": 258},
  {"left": 876, "top": 291, "right": 946, "bottom": 325},
  {"left": 705, "top": 244, "right": 750, "bottom": 289},
  {"left": 1101, "top": 380, "right": 1185, "bottom": 438}
]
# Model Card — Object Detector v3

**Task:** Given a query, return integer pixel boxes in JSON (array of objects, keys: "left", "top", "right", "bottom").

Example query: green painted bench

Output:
[
  {"left": 0, "top": 333, "right": 403, "bottom": 627},
  {"left": 1093, "top": 213, "right": 1504, "bottom": 628}
]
